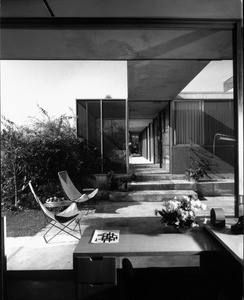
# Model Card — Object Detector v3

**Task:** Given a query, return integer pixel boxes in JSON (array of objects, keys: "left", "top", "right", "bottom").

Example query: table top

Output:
[
  {"left": 44, "top": 200, "right": 72, "bottom": 208},
  {"left": 74, "top": 221, "right": 221, "bottom": 257},
  {"left": 204, "top": 218, "right": 243, "bottom": 264}
]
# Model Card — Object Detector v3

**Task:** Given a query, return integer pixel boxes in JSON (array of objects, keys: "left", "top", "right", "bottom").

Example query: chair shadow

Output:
[{"left": 94, "top": 201, "right": 141, "bottom": 214}]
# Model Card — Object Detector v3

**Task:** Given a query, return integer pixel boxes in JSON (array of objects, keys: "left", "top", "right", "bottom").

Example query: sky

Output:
[
  {"left": 1, "top": 60, "right": 232, "bottom": 126},
  {"left": 0, "top": 60, "right": 128, "bottom": 126},
  {"left": 182, "top": 60, "right": 233, "bottom": 92}
]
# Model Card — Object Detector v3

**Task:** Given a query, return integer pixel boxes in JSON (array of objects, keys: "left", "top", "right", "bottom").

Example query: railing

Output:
[{"left": 212, "top": 133, "right": 236, "bottom": 155}]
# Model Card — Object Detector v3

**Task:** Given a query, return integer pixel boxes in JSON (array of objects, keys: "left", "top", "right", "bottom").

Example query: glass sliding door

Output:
[
  {"left": 87, "top": 101, "right": 101, "bottom": 153},
  {"left": 77, "top": 100, "right": 101, "bottom": 173},
  {"left": 77, "top": 99, "right": 127, "bottom": 174},
  {"left": 102, "top": 100, "right": 126, "bottom": 173}
]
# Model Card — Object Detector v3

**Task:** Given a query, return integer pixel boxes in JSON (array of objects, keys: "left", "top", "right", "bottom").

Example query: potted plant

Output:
[
  {"left": 185, "top": 148, "right": 206, "bottom": 182},
  {"left": 107, "top": 170, "right": 128, "bottom": 191}
]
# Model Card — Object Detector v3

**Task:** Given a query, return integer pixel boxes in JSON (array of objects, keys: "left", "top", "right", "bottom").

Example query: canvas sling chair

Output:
[
  {"left": 28, "top": 181, "right": 82, "bottom": 243},
  {"left": 58, "top": 171, "right": 98, "bottom": 214}
]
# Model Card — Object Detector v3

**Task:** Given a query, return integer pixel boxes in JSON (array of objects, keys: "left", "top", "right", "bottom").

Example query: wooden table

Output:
[
  {"left": 44, "top": 200, "right": 71, "bottom": 208},
  {"left": 204, "top": 218, "right": 243, "bottom": 264},
  {"left": 74, "top": 226, "right": 220, "bottom": 258},
  {"left": 73, "top": 220, "right": 222, "bottom": 299}
]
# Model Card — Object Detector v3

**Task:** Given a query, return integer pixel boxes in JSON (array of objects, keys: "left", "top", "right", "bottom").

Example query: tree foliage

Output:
[{"left": 1, "top": 107, "right": 102, "bottom": 211}]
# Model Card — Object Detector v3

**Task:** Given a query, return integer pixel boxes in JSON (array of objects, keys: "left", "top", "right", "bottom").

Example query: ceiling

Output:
[
  {"left": 129, "top": 101, "right": 169, "bottom": 132},
  {"left": 1, "top": 0, "right": 241, "bottom": 19},
  {"left": 0, "top": 0, "right": 234, "bottom": 133}
]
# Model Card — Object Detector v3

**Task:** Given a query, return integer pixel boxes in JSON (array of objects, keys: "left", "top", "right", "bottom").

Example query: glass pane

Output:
[
  {"left": 102, "top": 101, "right": 126, "bottom": 173},
  {"left": 77, "top": 100, "right": 101, "bottom": 173},
  {"left": 77, "top": 101, "right": 87, "bottom": 139},
  {"left": 87, "top": 101, "right": 101, "bottom": 153}
]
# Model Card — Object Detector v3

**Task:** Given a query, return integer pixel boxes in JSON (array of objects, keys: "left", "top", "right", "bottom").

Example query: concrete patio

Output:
[{"left": 6, "top": 196, "right": 235, "bottom": 271}]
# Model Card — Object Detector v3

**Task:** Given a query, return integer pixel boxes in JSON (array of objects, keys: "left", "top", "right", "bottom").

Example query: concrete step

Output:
[
  {"left": 128, "top": 180, "right": 194, "bottom": 191},
  {"left": 197, "top": 179, "right": 234, "bottom": 196},
  {"left": 131, "top": 173, "right": 235, "bottom": 182},
  {"left": 128, "top": 179, "right": 234, "bottom": 196},
  {"left": 132, "top": 174, "right": 187, "bottom": 181},
  {"left": 109, "top": 190, "right": 197, "bottom": 202}
]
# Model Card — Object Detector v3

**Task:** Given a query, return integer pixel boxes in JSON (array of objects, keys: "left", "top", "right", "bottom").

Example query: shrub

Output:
[{"left": 1, "top": 107, "right": 102, "bottom": 211}]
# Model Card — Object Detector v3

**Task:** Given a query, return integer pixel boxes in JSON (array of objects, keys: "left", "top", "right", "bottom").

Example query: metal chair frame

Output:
[
  {"left": 58, "top": 171, "right": 98, "bottom": 215},
  {"left": 28, "top": 181, "right": 82, "bottom": 243}
]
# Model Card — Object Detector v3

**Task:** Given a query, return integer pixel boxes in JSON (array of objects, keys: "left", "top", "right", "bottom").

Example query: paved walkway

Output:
[
  {"left": 129, "top": 155, "right": 169, "bottom": 174},
  {"left": 5, "top": 196, "right": 234, "bottom": 270}
]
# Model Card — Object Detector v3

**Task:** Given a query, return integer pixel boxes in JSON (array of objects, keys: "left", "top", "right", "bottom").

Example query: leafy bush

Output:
[{"left": 1, "top": 107, "right": 102, "bottom": 211}]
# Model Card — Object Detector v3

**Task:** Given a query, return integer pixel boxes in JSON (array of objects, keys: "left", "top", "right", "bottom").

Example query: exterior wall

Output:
[
  {"left": 171, "top": 145, "right": 234, "bottom": 176},
  {"left": 171, "top": 98, "right": 235, "bottom": 175},
  {"left": 139, "top": 97, "right": 235, "bottom": 177}
]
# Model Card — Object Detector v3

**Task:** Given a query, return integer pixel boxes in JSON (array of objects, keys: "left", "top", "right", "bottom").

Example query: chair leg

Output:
[
  {"left": 73, "top": 218, "right": 81, "bottom": 230},
  {"left": 73, "top": 219, "right": 82, "bottom": 237},
  {"left": 43, "top": 220, "right": 81, "bottom": 243}
]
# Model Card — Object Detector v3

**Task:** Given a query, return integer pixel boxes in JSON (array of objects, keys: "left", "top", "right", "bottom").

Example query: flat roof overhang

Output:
[{"left": 1, "top": 18, "right": 234, "bottom": 132}]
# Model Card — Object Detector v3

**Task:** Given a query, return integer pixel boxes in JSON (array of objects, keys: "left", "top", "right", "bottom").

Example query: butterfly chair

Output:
[
  {"left": 58, "top": 171, "right": 98, "bottom": 215},
  {"left": 28, "top": 181, "right": 82, "bottom": 243}
]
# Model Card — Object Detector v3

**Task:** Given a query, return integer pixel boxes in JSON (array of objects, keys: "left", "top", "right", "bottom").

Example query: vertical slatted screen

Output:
[
  {"left": 175, "top": 100, "right": 233, "bottom": 145},
  {"left": 175, "top": 101, "right": 202, "bottom": 144}
]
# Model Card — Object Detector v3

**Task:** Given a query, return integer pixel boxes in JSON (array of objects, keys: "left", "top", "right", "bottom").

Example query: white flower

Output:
[
  {"left": 201, "top": 203, "right": 207, "bottom": 210},
  {"left": 192, "top": 199, "right": 202, "bottom": 209},
  {"left": 178, "top": 209, "right": 188, "bottom": 220},
  {"left": 163, "top": 200, "right": 180, "bottom": 212},
  {"left": 182, "top": 196, "right": 190, "bottom": 202}
]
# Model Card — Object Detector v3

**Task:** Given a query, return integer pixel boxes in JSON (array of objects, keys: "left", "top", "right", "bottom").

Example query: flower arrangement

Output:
[{"left": 155, "top": 196, "right": 207, "bottom": 229}]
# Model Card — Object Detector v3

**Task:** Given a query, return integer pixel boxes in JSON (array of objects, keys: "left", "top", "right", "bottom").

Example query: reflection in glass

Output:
[
  {"left": 77, "top": 100, "right": 126, "bottom": 174},
  {"left": 103, "top": 101, "right": 126, "bottom": 173}
]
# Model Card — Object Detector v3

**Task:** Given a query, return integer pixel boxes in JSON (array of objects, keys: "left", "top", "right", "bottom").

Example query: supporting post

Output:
[
  {"left": 126, "top": 98, "right": 129, "bottom": 173},
  {"left": 233, "top": 21, "right": 243, "bottom": 217},
  {"left": 158, "top": 111, "right": 163, "bottom": 168},
  {"left": 100, "top": 99, "right": 104, "bottom": 174}
]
